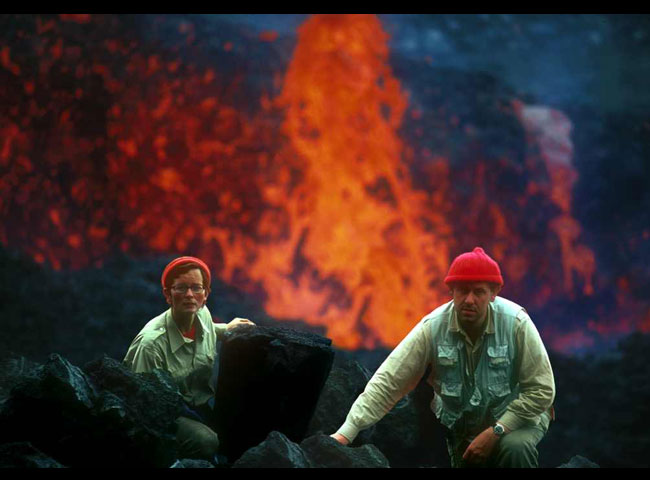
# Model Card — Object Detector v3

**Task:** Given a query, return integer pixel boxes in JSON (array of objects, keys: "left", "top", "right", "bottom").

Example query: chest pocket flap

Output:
[
  {"left": 487, "top": 345, "right": 510, "bottom": 367},
  {"left": 437, "top": 344, "right": 459, "bottom": 366}
]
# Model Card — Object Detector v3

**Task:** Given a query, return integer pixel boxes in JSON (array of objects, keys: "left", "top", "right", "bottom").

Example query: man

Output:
[
  {"left": 331, "top": 247, "right": 555, "bottom": 468},
  {"left": 123, "top": 256, "right": 255, "bottom": 461}
]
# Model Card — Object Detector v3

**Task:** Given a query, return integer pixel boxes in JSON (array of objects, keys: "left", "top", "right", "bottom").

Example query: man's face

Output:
[
  {"left": 164, "top": 268, "right": 208, "bottom": 317},
  {"left": 451, "top": 282, "right": 498, "bottom": 330}
]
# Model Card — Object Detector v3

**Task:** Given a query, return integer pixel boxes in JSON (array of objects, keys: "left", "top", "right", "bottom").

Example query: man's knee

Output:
[
  {"left": 495, "top": 434, "right": 539, "bottom": 468},
  {"left": 176, "top": 417, "right": 220, "bottom": 459},
  {"left": 194, "top": 427, "right": 220, "bottom": 458}
]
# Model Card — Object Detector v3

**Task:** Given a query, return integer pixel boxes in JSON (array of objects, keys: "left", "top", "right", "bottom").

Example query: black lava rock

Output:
[
  {"left": 557, "top": 455, "right": 600, "bottom": 468},
  {"left": 0, "top": 354, "right": 40, "bottom": 405},
  {"left": 0, "top": 353, "right": 184, "bottom": 468},
  {"left": 308, "top": 351, "right": 449, "bottom": 467},
  {"left": 300, "top": 433, "right": 389, "bottom": 468},
  {"left": 212, "top": 325, "right": 334, "bottom": 462},
  {"left": 0, "top": 442, "right": 66, "bottom": 468},
  {"left": 0, "top": 353, "right": 99, "bottom": 466},
  {"left": 307, "top": 353, "right": 375, "bottom": 443},
  {"left": 232, "top": 431, "right": 312, "bottom": 468},
  {"left": 82, "top": 355, "right": 185, "bottom": 467},
  {"left": 170, "top": 459, "right": 216, "bottom": 468}
]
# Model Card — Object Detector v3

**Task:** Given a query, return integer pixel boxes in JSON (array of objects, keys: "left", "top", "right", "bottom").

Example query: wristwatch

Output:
[{"left": 493, "top": 423, "right": 506, "bottom": 437}]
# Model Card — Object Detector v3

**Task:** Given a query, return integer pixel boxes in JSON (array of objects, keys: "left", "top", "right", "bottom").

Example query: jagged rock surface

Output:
[
  {"left": 0, "top": 442, "right": 66, "bottom": 468},
  {"left": 232, "top": 431, "right": 312, "bottom": 468},
  {"left": 307, "top": 353, "right": 375, "bottom": 443},
  {"left": 0, "top": 353, "right": 184, "bottom": 468},
  {"left": 170, "top": 459, "right": 216, "bottom": 468},
  {"left": 557, "top": 455, "right": 600, "bottom": 468},
  {"left": 213, "top": 325, "right": 334, "bottom": 462},
  {"left": 308, "top": 351, "right": 449, "bottom": 467},
  {"left": 300, "top": 434, "right": 389, "bottom": 468}
]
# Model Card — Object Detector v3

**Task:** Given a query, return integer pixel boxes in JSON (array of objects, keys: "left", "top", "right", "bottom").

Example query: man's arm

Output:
[
  {"left": 332, "top": 318, "right": 432, "bottom": 444},
  {"left": 498, "top": 310, "right": 556, "bottom": 431}
]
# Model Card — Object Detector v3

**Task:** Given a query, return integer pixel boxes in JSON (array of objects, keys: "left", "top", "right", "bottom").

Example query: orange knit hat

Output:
[
  {"left": 161, "top": 256, "right": 211, "bottom": 292},
  {"left": 444, "top": 247, "right": 504, "bottom": 287}
]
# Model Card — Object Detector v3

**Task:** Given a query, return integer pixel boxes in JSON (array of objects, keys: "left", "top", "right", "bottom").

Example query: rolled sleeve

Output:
[
  {"left": 335, "top": 319, "right": 432, "bottom": 443},
  {"left": 498, "top": 311, "right": 555, "bottom": 431}
]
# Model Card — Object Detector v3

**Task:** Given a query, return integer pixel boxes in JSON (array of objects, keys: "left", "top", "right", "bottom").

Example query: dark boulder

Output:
[
  {"left": 212, "top": 325, "right": 334, "bottom": 462},
  {"left": 82, "top": 355, "right": 185, "bottom": 467},
  {"left": 300, "top": 433, "right": 389, "bottom": 468},
  {"left": 170, "top": 459, "right": 216, "bottom": 468},
  {"left": 367, "top": 377, "right": 450, "bottom": 468},
  {"left": 307, "top": 353, "right": 376, "bottom": 444},
  {"left": 0, "top": 442, "right": 66, "bottom": 468},
  {"left": 0, "top": 353, "right": 99, "bottom": 466},
  {"left": 0, "top": 355, "right": 40, "bottom": 405},
  {"left": 557, "top": 455, "right": 600, "bottom": 468},
  {"left": 232, "top": 431, "right": 312, "bottom": 468},
  {"left": 0, "top": 353, "right": 184, "bottom": 468},
  {"left": 308, "top": 351, "right": 449, "bottom": 467}
]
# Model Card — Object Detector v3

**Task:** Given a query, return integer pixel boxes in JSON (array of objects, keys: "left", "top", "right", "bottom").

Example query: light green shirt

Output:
[
  {"left": 336, "top": 299, "right": 555, "bottom": 443},
  {"left": 123, "top": 306, "right": 228, "bottom": 407}
]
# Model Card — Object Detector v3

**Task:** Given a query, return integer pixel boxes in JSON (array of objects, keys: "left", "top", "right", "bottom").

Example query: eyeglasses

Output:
[{"left": 171, "top": 284, "right": 206, "bottom": 294}]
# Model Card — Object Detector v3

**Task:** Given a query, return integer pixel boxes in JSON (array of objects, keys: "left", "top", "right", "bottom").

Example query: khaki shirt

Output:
[
  {"left": 336, "top": 301, "right": 555, "bottom": 443},
  {"left": 123, "top": 306, "right": 228, "bottom": 407}
]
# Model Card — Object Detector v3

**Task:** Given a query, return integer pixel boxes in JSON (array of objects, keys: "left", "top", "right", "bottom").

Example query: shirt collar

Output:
[
  {"left": 165, "top": 309, "right": 204, "bottom": 353},
  {"left": 448, "top": 303, "right": 495, "bottom": 336}
]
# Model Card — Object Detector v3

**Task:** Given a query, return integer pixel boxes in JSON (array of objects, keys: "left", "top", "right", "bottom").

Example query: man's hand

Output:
[
  {"left": 226, "top": 317, "right": 256, "bottom": 330},
  {"left": 462, "top": 426, "right": 500, "bottom": 464},
  {"left": 330, "top": 433, "right": 350, "bottom": 446}
]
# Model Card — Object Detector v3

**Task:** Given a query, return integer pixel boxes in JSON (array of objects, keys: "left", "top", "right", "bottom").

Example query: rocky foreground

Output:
[{"left": 0, "top": 326, "right": 597, "bottom": 468}]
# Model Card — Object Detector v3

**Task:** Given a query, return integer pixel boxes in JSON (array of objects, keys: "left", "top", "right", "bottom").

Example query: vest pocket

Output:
[
  {"left": 437, "top": 344, "right": 459, "bottom": 366},
  {"left": 488, "top": 381, "right": 512, "bottom": 397},
  {"left": 487, "top": 345, "right": 510, "bottom": 366},
  {"left": 437, "top": 344, "right": 462, "bottom": 402},
  {"left": 441, "top": 381, "right": 462, "bottom": 397},
  {"left": 487, "top": 344, "right": 511, "bottom": 397}
]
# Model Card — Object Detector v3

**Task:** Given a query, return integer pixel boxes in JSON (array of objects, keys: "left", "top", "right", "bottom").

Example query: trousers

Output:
[
  {"left": 175, "top": 416, "right": 220, "bottom": 460},
  {"left": 175, "top": 401, "right": 220, "bottom": 460},
  {"left": 447, "top": 410, "right": 551, "bottom": 468}
]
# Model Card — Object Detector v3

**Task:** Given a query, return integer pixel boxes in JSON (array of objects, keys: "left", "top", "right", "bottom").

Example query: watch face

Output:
[{"left": 494, "top": 424, "right": 505, "bottom": 435}]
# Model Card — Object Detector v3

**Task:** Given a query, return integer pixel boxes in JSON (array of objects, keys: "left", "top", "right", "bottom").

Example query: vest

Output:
[{"left": 429, "top": 296, "right": 522, "bottom": 437}]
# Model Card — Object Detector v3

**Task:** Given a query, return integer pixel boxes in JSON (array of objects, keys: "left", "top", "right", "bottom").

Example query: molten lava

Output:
[
  {"left": 238, "top": 14, "right": 453, "bottom": 349},
  {"left": 1, "top": 13, "right": 646, "bottom": 354}
]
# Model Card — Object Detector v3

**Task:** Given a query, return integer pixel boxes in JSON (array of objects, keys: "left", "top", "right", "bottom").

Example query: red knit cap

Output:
[
  {"left": 161, "top": 256, "right": 211, "bottom": 292},
  {"left": 444, "top": 247, "right": 504, "bottom": 287}
]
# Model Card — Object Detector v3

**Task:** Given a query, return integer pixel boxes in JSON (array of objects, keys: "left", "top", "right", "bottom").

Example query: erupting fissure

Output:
[
  {"left": 225, "top": 14, "right": 453, "bottom": 349},
  {"left": 3, "top": 13, "right": 645, "bottom": 355}
]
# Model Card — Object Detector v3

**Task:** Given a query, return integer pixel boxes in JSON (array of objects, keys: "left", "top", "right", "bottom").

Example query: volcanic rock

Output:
[
  {"left": 212, "top": 325, "right": 334, "bottom": 462},
  {"left": 306, "top": 352, "right": 375, "bottom": 443},
  {"left": 0, "top": 442, "right": 67, "bottom": 468},
  {"left": 557, "top": 455, "right": 600, "bottom": 468},
  {"left": 308, "top": 351, "right": 449, "bottom": 467},
  {"left": 300, "top": 433, "right": 390, "bottom": 468},
  {"left": 0, "top": 353, "right": 184, "bottom": 468},
  {"left": 232, "top": 431, "right": 312, "bottom": 468},
  {"left": 82, "top": 355, "right": 185, "bottom": 467},
  {"left": 0, "top": 353, "right": 99, "bottom": 467},
  {"left": 169, "top": 459, "right": 216, "bottom": 468},
  {"left": 0, "top": 354, "right": 40, "bottom": 405}
]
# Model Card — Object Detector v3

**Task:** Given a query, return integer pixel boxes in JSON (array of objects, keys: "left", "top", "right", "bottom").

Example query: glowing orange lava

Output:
[{"left": 234, "top": 14, "right": 453, "bottom": 349}]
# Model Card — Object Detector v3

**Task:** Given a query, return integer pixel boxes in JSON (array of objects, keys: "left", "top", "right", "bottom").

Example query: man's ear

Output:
[
  {"left": 491, "top": 285, "right": 502, "bottom": 301},
  {"left": 163, "top": 288, "right": 172, "bottom": 306},
  {"left": 203, "top": 290, "right": 209, "bottom": 306}
]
